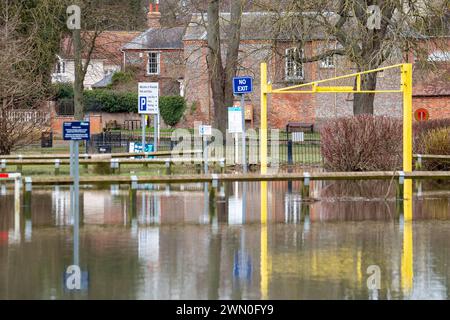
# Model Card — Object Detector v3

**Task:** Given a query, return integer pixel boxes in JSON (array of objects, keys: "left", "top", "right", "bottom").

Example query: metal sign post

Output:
[
  {"left": 240, "top": 95, "right": 247, "bottom": 173},
  {"left": 233, "top": 77, "right": 253, "bottom": 173},
  {"left": 154, "top": 114, "right": 158, "bottom": 152},
  {"left": 72, "top": 140, "right": 80, "bottom": 267},
  {"left": 199, "top": 125, "right": 212, "bottom": 174},
  {"left": 199, "top": 124, "right": 212, "bottom": 225},
  {"left": 63, "top": 121, "right": 90, "bottom": 269},
  {"left": 138, "top": 82, "right": 159, "bottom": 153},
  {"left": 141, "top": 115, "right": 146, "bottom": 152}
]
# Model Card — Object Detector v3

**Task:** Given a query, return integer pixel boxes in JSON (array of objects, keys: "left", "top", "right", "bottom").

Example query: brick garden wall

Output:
[{"left": 413, "top": 96, "right": 450, "bottom": 120}]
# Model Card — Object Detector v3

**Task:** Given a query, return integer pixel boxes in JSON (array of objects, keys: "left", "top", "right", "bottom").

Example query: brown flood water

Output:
[{"left": 0, "top": 179, "right": 450, "bottom": 299}]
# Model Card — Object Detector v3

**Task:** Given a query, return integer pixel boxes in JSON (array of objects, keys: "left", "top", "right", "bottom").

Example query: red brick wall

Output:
[
  {"left": 270, "top": 94, "right": 316, "bottom": 128},
  {"left": 413, "top": 96, "right": 450, "bottom": 120},
  {"left": 51, "top": 114, "right": 103, "bottom": 137}
]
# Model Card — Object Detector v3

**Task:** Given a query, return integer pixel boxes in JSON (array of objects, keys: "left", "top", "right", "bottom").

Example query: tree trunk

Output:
[
  {"left": 223, "top": 0, "right": 244, "bottom": 123},
  {"left": 353, "top": 72, "right": 377, "bottom": 115},
  {"left": 0, "top": 101, "right": 11, "bottom": 155},
  {"left": 207, "top": 0, "right": 243, "bottom": 135},
  {"left": 73, "top": 27, "right": 84, "bottom": 121},
  {"left": 207, "top": 0, "right": 227, "bottom": 134}
]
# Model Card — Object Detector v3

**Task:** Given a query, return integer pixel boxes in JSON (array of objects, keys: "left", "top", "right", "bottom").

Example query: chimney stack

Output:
[{"left": 147, "top": 0, "right": 161, "bottom": 29}]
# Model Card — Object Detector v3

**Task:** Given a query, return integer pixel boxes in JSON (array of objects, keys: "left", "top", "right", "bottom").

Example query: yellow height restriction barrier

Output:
[{"left": 260, "top": 63, "right": 413, "bottom": 220}]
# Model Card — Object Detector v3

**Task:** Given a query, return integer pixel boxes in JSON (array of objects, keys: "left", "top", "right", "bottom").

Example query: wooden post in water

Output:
[
  {"left": 396, "top": 171, "right": 405, "bottom": 200},
  {"left": 17, "top": 155, "right": 23, "bottom": 173},
  {"left": 23, "top": 177, "right": 32, "bottom": 222},
  {"left": 301, "top": 172, "right": 311, "bottom": 200},
  {"left": 129, "top": 184, "right": 137, "bottom": 224},
  {"left": 415, "top": 155, "right": 422, "bottom": 170},
  {"left": 300, "top": 201, "right": 310, "bottom": 223},
  {"left": 83, "top": 155, "right": 89, "bottom": 171},
  {"left": 54, "top": 159, "right": 60, "bottom": 175},
  {"left": 208, "top": 184, "right": 216, "bottom": 219},
  {"left": 165, "top": 161, "right": 172, "bottom": 175}
]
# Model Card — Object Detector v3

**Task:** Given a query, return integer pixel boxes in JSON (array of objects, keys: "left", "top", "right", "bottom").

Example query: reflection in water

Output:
[
  {"left": 402, "top": 221, "right": 414, "bottom": 296},
  {"left": 0, "top": 180, "right": 450, "bottom": 299}
]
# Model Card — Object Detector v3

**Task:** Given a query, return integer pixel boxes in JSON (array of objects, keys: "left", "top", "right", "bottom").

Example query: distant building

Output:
[{"left": 52, "top": 31, "right": 140, "bottom": 89}]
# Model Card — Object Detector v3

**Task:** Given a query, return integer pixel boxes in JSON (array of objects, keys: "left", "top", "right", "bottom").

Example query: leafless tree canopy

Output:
[
  {"left": 259, "top": 0, "right": 450, "bottom": 114},
  {"left": 0, "top": 1, "right": 50, "bottom": 154}
]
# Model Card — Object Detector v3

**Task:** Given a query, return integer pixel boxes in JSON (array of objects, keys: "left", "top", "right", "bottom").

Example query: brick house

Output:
[{"left": 122, "top": 4, "right": 185, "bottom": 97}]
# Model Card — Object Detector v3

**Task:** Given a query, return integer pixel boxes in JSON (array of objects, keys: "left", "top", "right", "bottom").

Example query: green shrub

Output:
[
  {"left": 421, "top": 127, "right": 450, "bottom": 170},
  {"left": 108, "top": 71, "right": 135, "bottom": 89},
  {"left": 53, "top": 87, "right": 186, "bottom": 121},
  {"left": 84, "top": 90, "right": 138, "bottom": 113},
  {"left": 414, "top": 118, "right": 450, "bottom": 154},
  {"left": 159, "top": 96, "right": 186, "bottom": 127},
  {"left": 52, "top": 83, "right": 74, "bottom": 100}
]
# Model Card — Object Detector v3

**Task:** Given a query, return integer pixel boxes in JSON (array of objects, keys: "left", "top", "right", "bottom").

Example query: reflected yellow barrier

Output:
[
  {"left": 404, "top": 180, "right": 413, "bottom": 221},
  {"left": 260, "top": 224, "right": 269, "bottom": 299},
  {"left": 401, "top": 219, "right": 414, "bottom": 294},
  {"left": 260, "top": 181, "right": 269, "bottom": 299}
]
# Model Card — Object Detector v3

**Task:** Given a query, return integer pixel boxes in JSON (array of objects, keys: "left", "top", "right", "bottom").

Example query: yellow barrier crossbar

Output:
[
  {"left": 272, "top": 63, "right": 404, "bottom": 93},
  {"left": 315, "top": 86, "right": 354, "bottom": 92}
]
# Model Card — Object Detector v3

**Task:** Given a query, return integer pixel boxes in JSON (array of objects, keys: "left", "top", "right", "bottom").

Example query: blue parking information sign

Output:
[
  {"left": 233, "top": 76, "right": 253, "bottom": 95},
  {"left": 63, "top": 121, "right": 90, "bottom": 141},
  {"left": 139, "top": 96, "right": 147, "bottom": 112}
]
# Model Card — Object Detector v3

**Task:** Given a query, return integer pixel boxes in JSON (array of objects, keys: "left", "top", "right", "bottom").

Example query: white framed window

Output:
[
  {"left": 147, "top": 51, "right": 160, "bottom": 75},
  {"left": 320, "top": 55, "right": 335, "bottom": 68},
  {"left": 55, "top": 61, "right": 66, "bottom": 74},
  {"left": 285, "top": 48, "right": 304, "bottom": 80}
]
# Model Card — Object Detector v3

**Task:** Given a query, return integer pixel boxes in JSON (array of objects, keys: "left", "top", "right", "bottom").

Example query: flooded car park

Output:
[{"left": 1, "top": 180, "right": 450, "bottom": 299}]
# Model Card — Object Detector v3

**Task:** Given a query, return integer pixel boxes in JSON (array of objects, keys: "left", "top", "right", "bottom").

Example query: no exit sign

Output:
[{"left": 233, "top": 77, "right": 253, "bottom": 95}]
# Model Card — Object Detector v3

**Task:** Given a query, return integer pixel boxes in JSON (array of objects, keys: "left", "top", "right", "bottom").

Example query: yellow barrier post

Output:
[
  {"left": 260, "top": 63, "right": 269, "bottom": 175},
  {"left": 260, "top": 62, "right": 268, "bottom": 250},
  {"left": 260, "top": 63, "right": 270, "bottom": 298},
  {"left": 401, "top": 63, "right": 413, "bottom": 221}
]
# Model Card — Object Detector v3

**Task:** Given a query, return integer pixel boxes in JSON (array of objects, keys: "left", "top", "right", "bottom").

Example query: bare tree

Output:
[
  {"left": 65, "top": 0, "right": 140, "bottom": 119},
  {"left": 263, "top": 0, "right": 449, "bottom": 115},
  {"left": 207, "top": 0, "right": 245, "bottom": 134},
  {"left": 0, "top": 1, "right": 50, "bottom": 154}
]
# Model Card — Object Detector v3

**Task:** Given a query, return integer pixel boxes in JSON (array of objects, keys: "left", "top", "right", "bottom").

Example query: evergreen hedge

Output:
[{"left": 52, "top": 85, "right": 186, "bottom": 127}]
